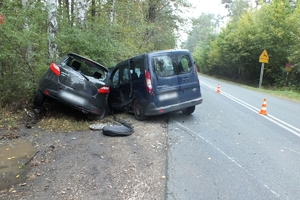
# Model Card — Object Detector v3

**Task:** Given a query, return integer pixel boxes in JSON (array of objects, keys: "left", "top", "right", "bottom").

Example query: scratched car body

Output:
[
  {"left": 108, "top": 49, "right": 203, "bottom": 120},
  {"left": 34, "top": 53, "right": 110, "bottom": 119}
]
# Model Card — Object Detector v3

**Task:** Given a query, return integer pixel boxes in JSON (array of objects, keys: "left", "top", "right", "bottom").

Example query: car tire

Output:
[
  {"left": 89, "top": 110, "right": 106, "bottom": 121},
  {"left": 33, "top": 90, "right": 45, "bottom": 107},
  {"left": 133, "top": 99, "right": 147, "bottom": 121},
  {"left": 182, "top": 105, "right": 195, "bottom": 115}
]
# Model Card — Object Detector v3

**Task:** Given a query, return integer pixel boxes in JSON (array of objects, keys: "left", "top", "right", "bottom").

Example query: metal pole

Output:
[{"left": 258, "top": 63, "right": 264, "bottom": 88}]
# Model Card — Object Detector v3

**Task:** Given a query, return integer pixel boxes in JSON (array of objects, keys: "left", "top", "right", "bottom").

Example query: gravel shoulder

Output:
[{"left": 1, "top": 113, "right": 168, "bottom": 200}]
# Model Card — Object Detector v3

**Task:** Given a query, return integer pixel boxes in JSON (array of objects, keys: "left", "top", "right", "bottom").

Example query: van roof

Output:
[{"left": 128, "top": 49, "right": 191, "bottom": 60}]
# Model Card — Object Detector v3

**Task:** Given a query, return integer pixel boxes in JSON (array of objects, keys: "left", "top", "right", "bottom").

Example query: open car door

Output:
[{"left": 108, "top": 60, "right": 132, "bottom": 111}]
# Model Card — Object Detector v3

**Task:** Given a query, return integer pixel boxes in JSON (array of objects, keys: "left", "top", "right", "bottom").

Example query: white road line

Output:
[
  {"left": 201, "top": 81, "right": 300, "bottom": 137},
  {"left": 171, "top": 120, "right": 282, "bottom": 198}
]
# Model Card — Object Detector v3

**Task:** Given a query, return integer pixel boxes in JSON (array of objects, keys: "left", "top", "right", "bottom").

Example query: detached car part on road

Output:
[
  {"left": 108, "top": 49, "right": 203, "bottom": 120},
  {"left": 34, "top": 53, "right": 110, "bottom": 119}
]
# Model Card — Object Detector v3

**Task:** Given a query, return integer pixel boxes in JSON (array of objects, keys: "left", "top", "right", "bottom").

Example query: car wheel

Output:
[
  {"left": 133, "top": 99, "right": 147, "bottom": 121},
  {"left": 33, "top": 90, "right": 45, "bottom": 107},
  {"left": 182, "top": 105, "right": 195, "bottom": 115}
]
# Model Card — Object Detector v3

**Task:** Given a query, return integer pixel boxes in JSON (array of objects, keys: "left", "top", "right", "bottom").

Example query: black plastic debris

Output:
[
  {"left": 89, "top": 115, "right": 134, "bottom": 137},
  {"left": 102, "top": 124, "right": 133, "bottom": 137}
]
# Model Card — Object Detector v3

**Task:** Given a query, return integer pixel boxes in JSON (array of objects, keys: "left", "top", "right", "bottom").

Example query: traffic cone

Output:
[
  {"left": 259, "top": 98, "right": 267, "bottom": 115},
  {"left": 216, "top": 84, "right": 221, "bottom": 93}
]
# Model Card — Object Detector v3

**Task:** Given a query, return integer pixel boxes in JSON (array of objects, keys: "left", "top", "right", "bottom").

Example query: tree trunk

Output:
[
  {"left": 47, "top": 0, "right": 59, "bottom": 60},
  {"left": 109, "top": 0, "right": 116, "bottom": 24},
  {"left": 22, "top": 0, "right": 33, "bottom": 71},
  {"left": 91, "top": 0, "right": 95, "bottom": 18},
  {"left": 76, "top": 0, "right": 88, "bottom": 28}
]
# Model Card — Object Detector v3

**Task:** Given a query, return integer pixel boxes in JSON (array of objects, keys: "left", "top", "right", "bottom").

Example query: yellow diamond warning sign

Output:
[{"left": 259, "top": 50, "right": 269, "bottom": 63}]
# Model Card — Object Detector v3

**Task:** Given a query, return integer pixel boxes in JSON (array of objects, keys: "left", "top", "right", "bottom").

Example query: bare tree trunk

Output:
[
  {"left": 109, "top": 0, "right": 116, "bottom": 24},
  {"left": 47, "top": 0, "right": 59, "bottom": 60},
  {"left": 65, "top": 0, "right": 70, "bottom": 22},
  {"left": 22, "top": 0, "right": 33, "bottom": 67},
  {"left": 91, "top": 0, "right": 95, "bottom": 18},
  {"left": 71, "top": 0, "right": 75, "bottom": 26},
  {"left": 76, "top": 0, "right": 88, "bottom": 28}
]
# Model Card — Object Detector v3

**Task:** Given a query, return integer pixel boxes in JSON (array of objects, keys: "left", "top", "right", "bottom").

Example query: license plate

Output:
[
  {"left": 59, "top": 90, "right": 85, "bottom": 105},
  {"left": 158, "top": 92, "right": 178, "bottom": 101}
]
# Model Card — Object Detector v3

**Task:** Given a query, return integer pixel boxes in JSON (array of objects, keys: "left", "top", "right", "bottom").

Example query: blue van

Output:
[{"left": 108, "top": 49, "right": 203, "bottom": 120}]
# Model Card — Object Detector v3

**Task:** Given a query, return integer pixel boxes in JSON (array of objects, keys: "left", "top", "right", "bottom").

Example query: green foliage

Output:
[
  {"left": 0, "top": 0, "right": 188, "bottom": 107},
  {"left": 0, "top": 0, "right": 48, "bottom": 105},
  {"left": 189, "top": 0, "right": 300, "bottom": 90},
  {"left": 183, "top": 13, "right": 219, "bottom": 53}
]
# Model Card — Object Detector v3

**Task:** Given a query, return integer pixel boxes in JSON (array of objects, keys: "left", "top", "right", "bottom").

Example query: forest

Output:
[
  {"left": 185, "top": 0, "right": 300, "bottom": 89},
  {"left": 0, "top": 0, "right": 299, "bottom": 108}
]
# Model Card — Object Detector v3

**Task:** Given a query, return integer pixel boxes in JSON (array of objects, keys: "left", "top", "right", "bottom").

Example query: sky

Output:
[
  {"left": 177, "top": 0, "right": 228, "bottom": 46},
  {"left": 188, "top": 0, "right": 228, "bottom": 18}
]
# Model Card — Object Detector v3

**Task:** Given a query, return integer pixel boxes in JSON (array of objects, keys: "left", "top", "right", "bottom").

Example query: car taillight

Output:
[
  {"left": 145, "top": 70, "right": 153, "bottom": 94},
  {"left": 44, "top": 90, "right": 50, "bottom": 95},
  {"left": 50, "top": 63, "right": 60, "bottom": 76},
  {"left": 98, "top": 86, "right": 110, "bottom": 94}
]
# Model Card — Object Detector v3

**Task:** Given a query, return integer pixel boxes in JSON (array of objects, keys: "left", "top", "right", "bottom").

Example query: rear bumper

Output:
[
  {"left": 41, "top": 88, "right": 107, "bottom": 116},
  {"left": 144, "top": 97, "right": 203, "bottom": 116}
]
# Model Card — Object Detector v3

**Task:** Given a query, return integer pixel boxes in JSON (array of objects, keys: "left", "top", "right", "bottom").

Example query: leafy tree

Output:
[
  {"left": 191, "top": 0, "right": 297, "bottom": 88},
  {"left": 183, "top": 13, "right": 219, "bottom": 53},
  {"left": 221, "top": 0, "right": 250, "bottom": 21},
  {"left": 0, "top": 0, "right": 191, "bottom": 107},
  {"left": 0, "top": 0, "right": 48, "bottom": 105}
]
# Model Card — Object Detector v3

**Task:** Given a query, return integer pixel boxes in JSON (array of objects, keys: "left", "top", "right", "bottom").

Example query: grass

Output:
[
  {"left": 0, "top": 100, "right": 129, "bottom": 134},
  {"left": 261, "top": 88, "right": 300, "bottom": 101},
  {"left": 0, "top": 106, "right": 25, "bottom": 131}
]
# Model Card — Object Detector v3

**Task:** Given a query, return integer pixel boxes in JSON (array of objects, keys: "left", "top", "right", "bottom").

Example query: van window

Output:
[
  {"left": 152, "top": 53, "right": 192, "bottom": 77},
  {"left": 178, "top": 55, "right": 192, "bottom": 74},
  {"left": 153, "top": 56, "right": 174, "bottom": 77},
  {"left": 130, "top": 57, "right": 143, "bottom": 80}
]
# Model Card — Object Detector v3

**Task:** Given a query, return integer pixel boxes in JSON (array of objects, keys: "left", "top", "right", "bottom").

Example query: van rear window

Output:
[{"left": 152, "top": 53, "right": 192, "bottom": 77}]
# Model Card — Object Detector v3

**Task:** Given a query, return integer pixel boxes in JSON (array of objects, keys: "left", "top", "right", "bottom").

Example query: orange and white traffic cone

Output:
[
  {"left": 216, "top": 84, "right": 221, "bottom": 93},
  {"left": 259, "top": 98, "right": 267, "bottom": 115}
]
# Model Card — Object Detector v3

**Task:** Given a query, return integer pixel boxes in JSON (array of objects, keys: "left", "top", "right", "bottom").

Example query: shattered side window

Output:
[
  {"left": 122, "top": 68, "right": 129, "bottom": 83},
  {"left": 112, "top": 69, "right": 119, "bottom": 86}
]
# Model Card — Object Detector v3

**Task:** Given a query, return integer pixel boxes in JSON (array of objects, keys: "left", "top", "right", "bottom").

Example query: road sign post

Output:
[
  {"left": 258, "top": 50, "right": 269, "bottom": 88},
  {"left": 258, "top": 63, "right": 265, "bottom": 88}
]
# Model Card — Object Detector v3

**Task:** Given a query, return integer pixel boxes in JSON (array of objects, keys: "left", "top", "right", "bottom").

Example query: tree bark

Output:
[
  {"left": 47, "top": 0, "right": 59, "bottom": 60},
  {"left": 76, "top": 0, "right": 88, "bottom": 28},
  {"left": 109, "top": 0, "right": 116, "bottom": 24}
]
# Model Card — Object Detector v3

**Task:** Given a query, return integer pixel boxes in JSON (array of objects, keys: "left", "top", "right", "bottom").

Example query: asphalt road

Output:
[{"left": 167, "top": 75, "right": 300, "bottom": 200}]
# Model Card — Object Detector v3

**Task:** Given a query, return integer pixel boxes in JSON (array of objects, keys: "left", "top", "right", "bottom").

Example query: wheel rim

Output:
[
  {"left": 135, "top": 102, "right": 142, "bottom": 116},
  {"left": 134, "top": 100, "right": 145, "bottom": 120}
]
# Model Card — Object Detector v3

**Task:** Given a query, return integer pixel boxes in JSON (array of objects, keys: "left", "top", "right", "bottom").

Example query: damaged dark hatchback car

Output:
[{"left": 34, "top": 53, "right": 110, "bottom": 119}]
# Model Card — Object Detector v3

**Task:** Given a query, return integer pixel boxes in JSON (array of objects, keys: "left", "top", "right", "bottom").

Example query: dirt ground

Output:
[{"left": 0, "top": 113, "right": 168, "bottom": 200}]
